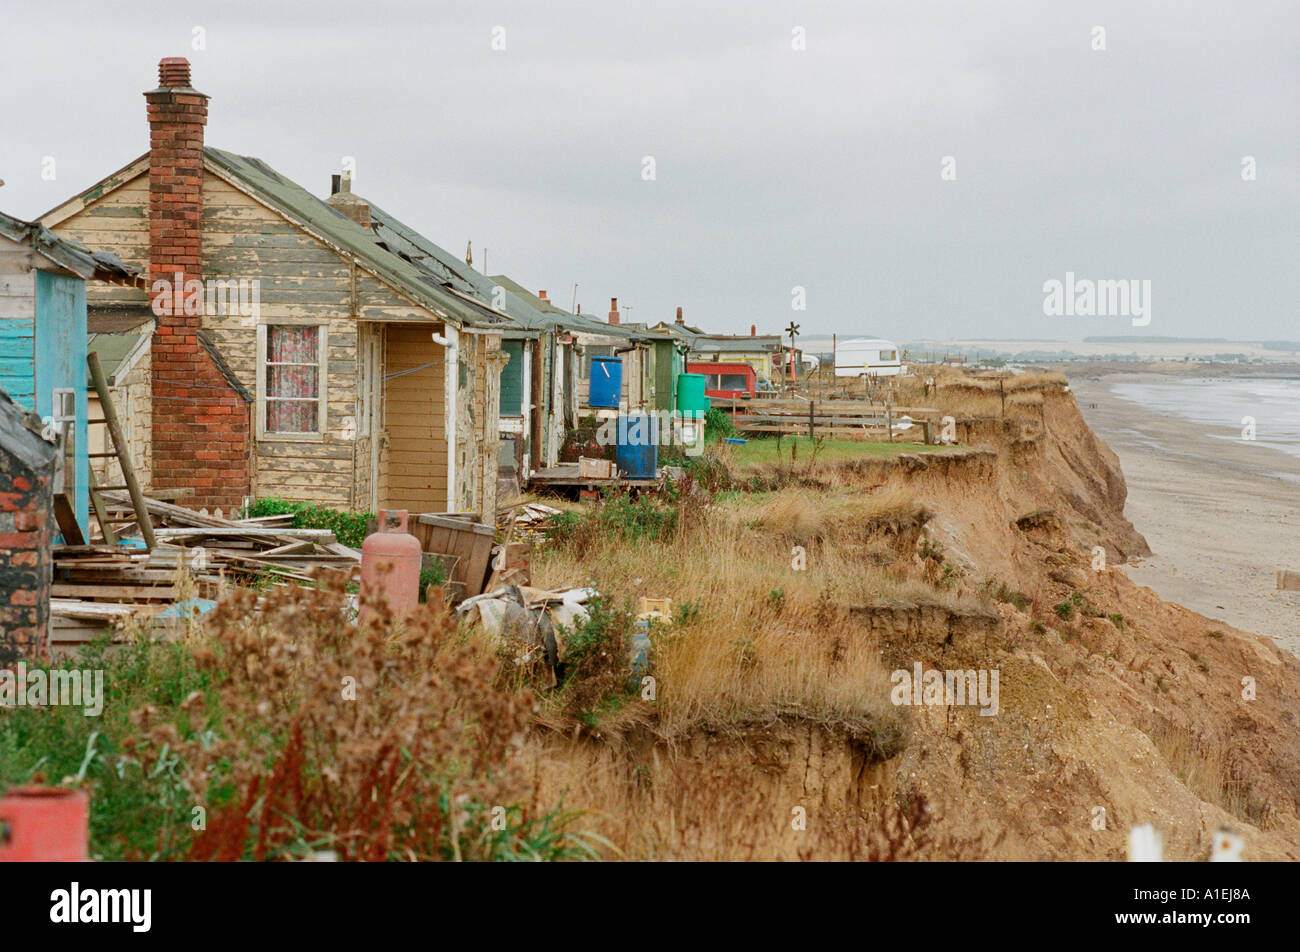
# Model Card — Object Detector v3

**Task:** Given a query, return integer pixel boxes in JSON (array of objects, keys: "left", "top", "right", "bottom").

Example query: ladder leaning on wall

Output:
[{"left": 84, "top": 352, "right": 156, "bottom": 550}]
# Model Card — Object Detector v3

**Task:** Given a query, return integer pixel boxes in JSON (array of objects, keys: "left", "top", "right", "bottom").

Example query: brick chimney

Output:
[
  {"left": 675, "top": 306, "right": 684, "bottom": 325},
  {"left": 326, "top": 171, "right": 370, "bottom": 228},
  {"left": 751, "top": 324, "right": 756, "bottom": 336},
  {"left": 538, "top": 289, "right": 548, "bottom": 301},
  {"left": 608, "top": 297, "right": 620, "bottom": 325},
  {"left": 146, "top": 57, "right": 251, "bottom": 512}
]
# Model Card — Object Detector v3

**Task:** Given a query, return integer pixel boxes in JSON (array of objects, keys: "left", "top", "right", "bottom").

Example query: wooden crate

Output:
[{"left": 413, "top": 514, "right": 495, "bottom": 598}]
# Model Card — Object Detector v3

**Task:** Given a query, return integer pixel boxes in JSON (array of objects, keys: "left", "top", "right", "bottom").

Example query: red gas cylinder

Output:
[
  {"left": 360, "top": 509, "right": 422, "bottom": 623},
  {"left": 0, "top": 786, "right": 89, "bottom": 861}
]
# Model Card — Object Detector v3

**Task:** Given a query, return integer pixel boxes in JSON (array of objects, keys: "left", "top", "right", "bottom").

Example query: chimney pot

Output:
[
  {"left": 538, "top": 289, "right": 548, "bottom": 300},
  {"left": 675, "top": 306, "right": 684, "bottom": 324},
  {"left": 325, "top": 170, "right": 369, "bottom": 226},
  {"left": 331, "top": 174, "right": 341, "bottom": 195},
  {"left": 157, "top": 57, "right": 192, "bottom": 88},
  {"left": 751, "top": 324, "right": 756, "bottom": 336}
]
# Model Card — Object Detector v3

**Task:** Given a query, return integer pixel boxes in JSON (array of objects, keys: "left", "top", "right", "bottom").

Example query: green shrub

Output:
[
  {"left": 241, "top": 497, "right": 372, "bottom": 548},
  {"left": 553, "top": 593, "right": 637, "bottom": 720},
  {"left": 704, "top": 407, "right": 737, "bottom": 443}
]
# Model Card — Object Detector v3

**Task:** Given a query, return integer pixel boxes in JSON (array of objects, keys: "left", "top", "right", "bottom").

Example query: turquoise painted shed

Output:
[{"left": 0, "top": 210, "right": 142, "bottom": 536}]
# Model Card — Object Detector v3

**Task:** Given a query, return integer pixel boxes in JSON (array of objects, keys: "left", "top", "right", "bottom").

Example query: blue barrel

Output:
[
  {"left": 616, "top": 413, "right": 658, "bottom": 479},
  {"left": 589, "top": 356, "right": 623, "bottom": 408}
]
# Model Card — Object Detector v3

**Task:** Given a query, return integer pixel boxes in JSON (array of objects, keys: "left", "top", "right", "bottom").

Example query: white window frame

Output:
[{"left": 256, "top": 323, "right": 328, "bottom": 442}]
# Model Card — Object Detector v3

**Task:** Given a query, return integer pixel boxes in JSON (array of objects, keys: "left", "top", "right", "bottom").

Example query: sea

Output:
[{"left": 1110, "top": 377, "right": 1300, "bottom": 465}]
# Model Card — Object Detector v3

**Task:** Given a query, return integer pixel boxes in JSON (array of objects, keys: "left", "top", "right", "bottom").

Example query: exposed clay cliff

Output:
[{"left": 528, "top": 379, "right": 1300, "bottom": 860}]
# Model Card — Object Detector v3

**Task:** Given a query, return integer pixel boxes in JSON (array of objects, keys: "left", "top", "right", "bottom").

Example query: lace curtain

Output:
[{"left": 265, "top": 326, "right": 320, "bottom": 433}]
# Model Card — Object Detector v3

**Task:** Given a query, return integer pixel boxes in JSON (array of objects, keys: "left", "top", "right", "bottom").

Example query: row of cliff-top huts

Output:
[{"left": 0, "top": 56, "right": 799, "bottom": 657}]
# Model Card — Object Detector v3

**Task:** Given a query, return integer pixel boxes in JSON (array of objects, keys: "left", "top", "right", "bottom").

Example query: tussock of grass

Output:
[
  {"left": 1144, "top": 720, "right": 1269, "bottom": 828},
  {"left": 534, "top": 484, "right": 980, "bottom": 736},
  {"left": 750, "top": 486, "right": 929, "bottom": 544}
]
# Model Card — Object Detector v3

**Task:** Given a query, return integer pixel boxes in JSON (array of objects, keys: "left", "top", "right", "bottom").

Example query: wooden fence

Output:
[{"left": 721, "top": 398, "right": 942, "bottom": 440}]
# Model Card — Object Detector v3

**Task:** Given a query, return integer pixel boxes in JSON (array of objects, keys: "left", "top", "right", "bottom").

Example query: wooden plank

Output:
[
  {"left": 53, "top": 494, "right": 86, "bottom": 546},
  {"left": 52, "top": 584, "right": 178, "bottom": 599},
  {"left": 50, "top": 599, "right": 160, "bottom": 619},
  {"left": 152, "top": 527, "right": 337, "bottom": 541}
]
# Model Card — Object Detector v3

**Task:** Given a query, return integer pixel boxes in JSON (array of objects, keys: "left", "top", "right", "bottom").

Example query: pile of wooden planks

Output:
[
  {"left": 50, "top": 493, "right": 362, "bottom": 654},
  {"left": 97, "top": 489, "right": 361, "bottom": 580}
]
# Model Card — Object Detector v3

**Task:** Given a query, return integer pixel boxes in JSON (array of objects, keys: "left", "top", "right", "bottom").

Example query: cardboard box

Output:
[{"left": 578, "top": 456, "right": 614, "bottom": 479}]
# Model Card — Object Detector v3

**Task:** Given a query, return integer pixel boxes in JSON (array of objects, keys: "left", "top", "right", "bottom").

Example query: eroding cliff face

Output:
[{"left": 530, "top": 383, "right": 1300, "bottom": 860}]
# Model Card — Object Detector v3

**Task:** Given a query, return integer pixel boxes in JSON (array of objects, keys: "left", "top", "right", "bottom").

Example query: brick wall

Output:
[
  {"left": 146, "top": 57, "right": 251, "bottom": 512},
  {"left": 0, "top": 398, "right": 55, "bottom": 664}
]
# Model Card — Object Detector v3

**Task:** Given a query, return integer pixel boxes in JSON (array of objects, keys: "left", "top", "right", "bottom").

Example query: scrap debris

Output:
[
  {"left": 456, "top": 585, "right": 595, "bottom": 674},
  {"left": 50, "top": 491, "right": 360, "bottom": 653},
  {"left": 497, "top": 500, "right": 563, "bottom": 538}
]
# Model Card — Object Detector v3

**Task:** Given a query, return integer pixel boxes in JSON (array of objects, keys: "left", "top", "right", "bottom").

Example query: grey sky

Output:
[{"left": 2, "top": 0, "right": 1297, "bottom": 340}]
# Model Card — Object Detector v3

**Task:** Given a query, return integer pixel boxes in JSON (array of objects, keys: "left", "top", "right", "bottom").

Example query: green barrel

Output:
[{"left": 675, "top": 373, "right": 709, "bottom": 415}]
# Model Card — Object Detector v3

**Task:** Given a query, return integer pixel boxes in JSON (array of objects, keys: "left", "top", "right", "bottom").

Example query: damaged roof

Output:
[
  {"left": 203, "top": 148, "right": 516, "bottom": 331},
  {"left": 366, "top": 204, "right": 551, "bottom": 333},
  {"left": 368, "top": 209, "right": 634, "bottom": 339},
  {"left": 0, "top": 209, "right": 143, "bottom": 286},
  {"left": 487, "top": 274, "right": 637, "bottom": 339}
]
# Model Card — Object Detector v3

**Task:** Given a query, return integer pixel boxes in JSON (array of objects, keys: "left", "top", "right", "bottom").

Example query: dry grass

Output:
[
  {"left": 1144, "top": 720, "right": 1270, "bottom": 828},
  {"left": 526, "top": 738, "right": 938, "bottom": 860},
  {"left": 532, "top": 485, "right": 975, "bottom": 736}
]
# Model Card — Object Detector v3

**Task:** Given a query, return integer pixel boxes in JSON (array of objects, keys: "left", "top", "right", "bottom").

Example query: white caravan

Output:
[{"left": 834, "top": 338, "right": 904, "bottom": 377}]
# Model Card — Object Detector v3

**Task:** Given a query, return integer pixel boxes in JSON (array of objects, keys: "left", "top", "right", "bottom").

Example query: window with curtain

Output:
[{"left": 264, "top": 325, "right": 324, "bottom": 434}]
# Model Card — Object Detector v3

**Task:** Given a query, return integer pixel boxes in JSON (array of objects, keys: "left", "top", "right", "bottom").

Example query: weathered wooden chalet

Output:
[{"left": 41, "top": 57, "right": 534, "bottom": 517}]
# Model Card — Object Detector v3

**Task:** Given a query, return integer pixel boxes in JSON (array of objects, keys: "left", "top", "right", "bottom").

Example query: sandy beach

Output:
[{"left": 1069, "top": 373, "right": 1300, "bottom": 659}]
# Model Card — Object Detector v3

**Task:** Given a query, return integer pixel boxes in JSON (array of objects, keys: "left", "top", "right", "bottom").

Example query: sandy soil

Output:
[{"left": 1069, "top": 373, "right": 1300, "bottom": 659}]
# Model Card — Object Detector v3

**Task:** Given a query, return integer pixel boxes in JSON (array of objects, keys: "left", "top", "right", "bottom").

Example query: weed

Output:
[
  {"left": 552, "top": 593, "right": 637, "bottom": 723},
  {"left": 546, "top": 491, "right": 678, "bottom": 550},
  {"left": 767, "top": 587, "right": 786, "bottom": 612},
  {"left": 985, "top": 580, "right": 1029, "bottom": 611},
  {"left": 703, "top": 407, "right": 737, "bottom": 443},
  {"left": 126, "top": 575, "right": 590, "bottom": 861},
  {"left": 673, "top": 599, "right": 702, "bottom": 627}
]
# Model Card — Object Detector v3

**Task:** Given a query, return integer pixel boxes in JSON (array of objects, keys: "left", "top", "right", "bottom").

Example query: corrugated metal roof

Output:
[
  {"left": 367, "top": 207, "right": 550, "bottom": 331},
  {"left": 0, "top": 209, "right": 142, "bottom": 286},
  {"left": 690, "top": 336, "right": 783, "bottom": 353},
  {"left": 203, "top": 148, "right": 516, "bottom": 331},
  {"left": 487, "top": 274, "right": 636, "bottom": 339}
]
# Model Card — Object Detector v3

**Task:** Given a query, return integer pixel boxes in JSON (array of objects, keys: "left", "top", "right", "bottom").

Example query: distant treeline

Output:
[
  {"left": 1082, "top": 336, "right": 1228, "bottom": 343},
  {"left": 1081, "top": 336, "right": 1300, "bottom": 351}
]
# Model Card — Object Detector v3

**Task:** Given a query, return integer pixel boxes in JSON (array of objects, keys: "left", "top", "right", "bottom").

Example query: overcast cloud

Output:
[{"left": 2, "top": 0, "right": 1296, "bottom": 340}]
